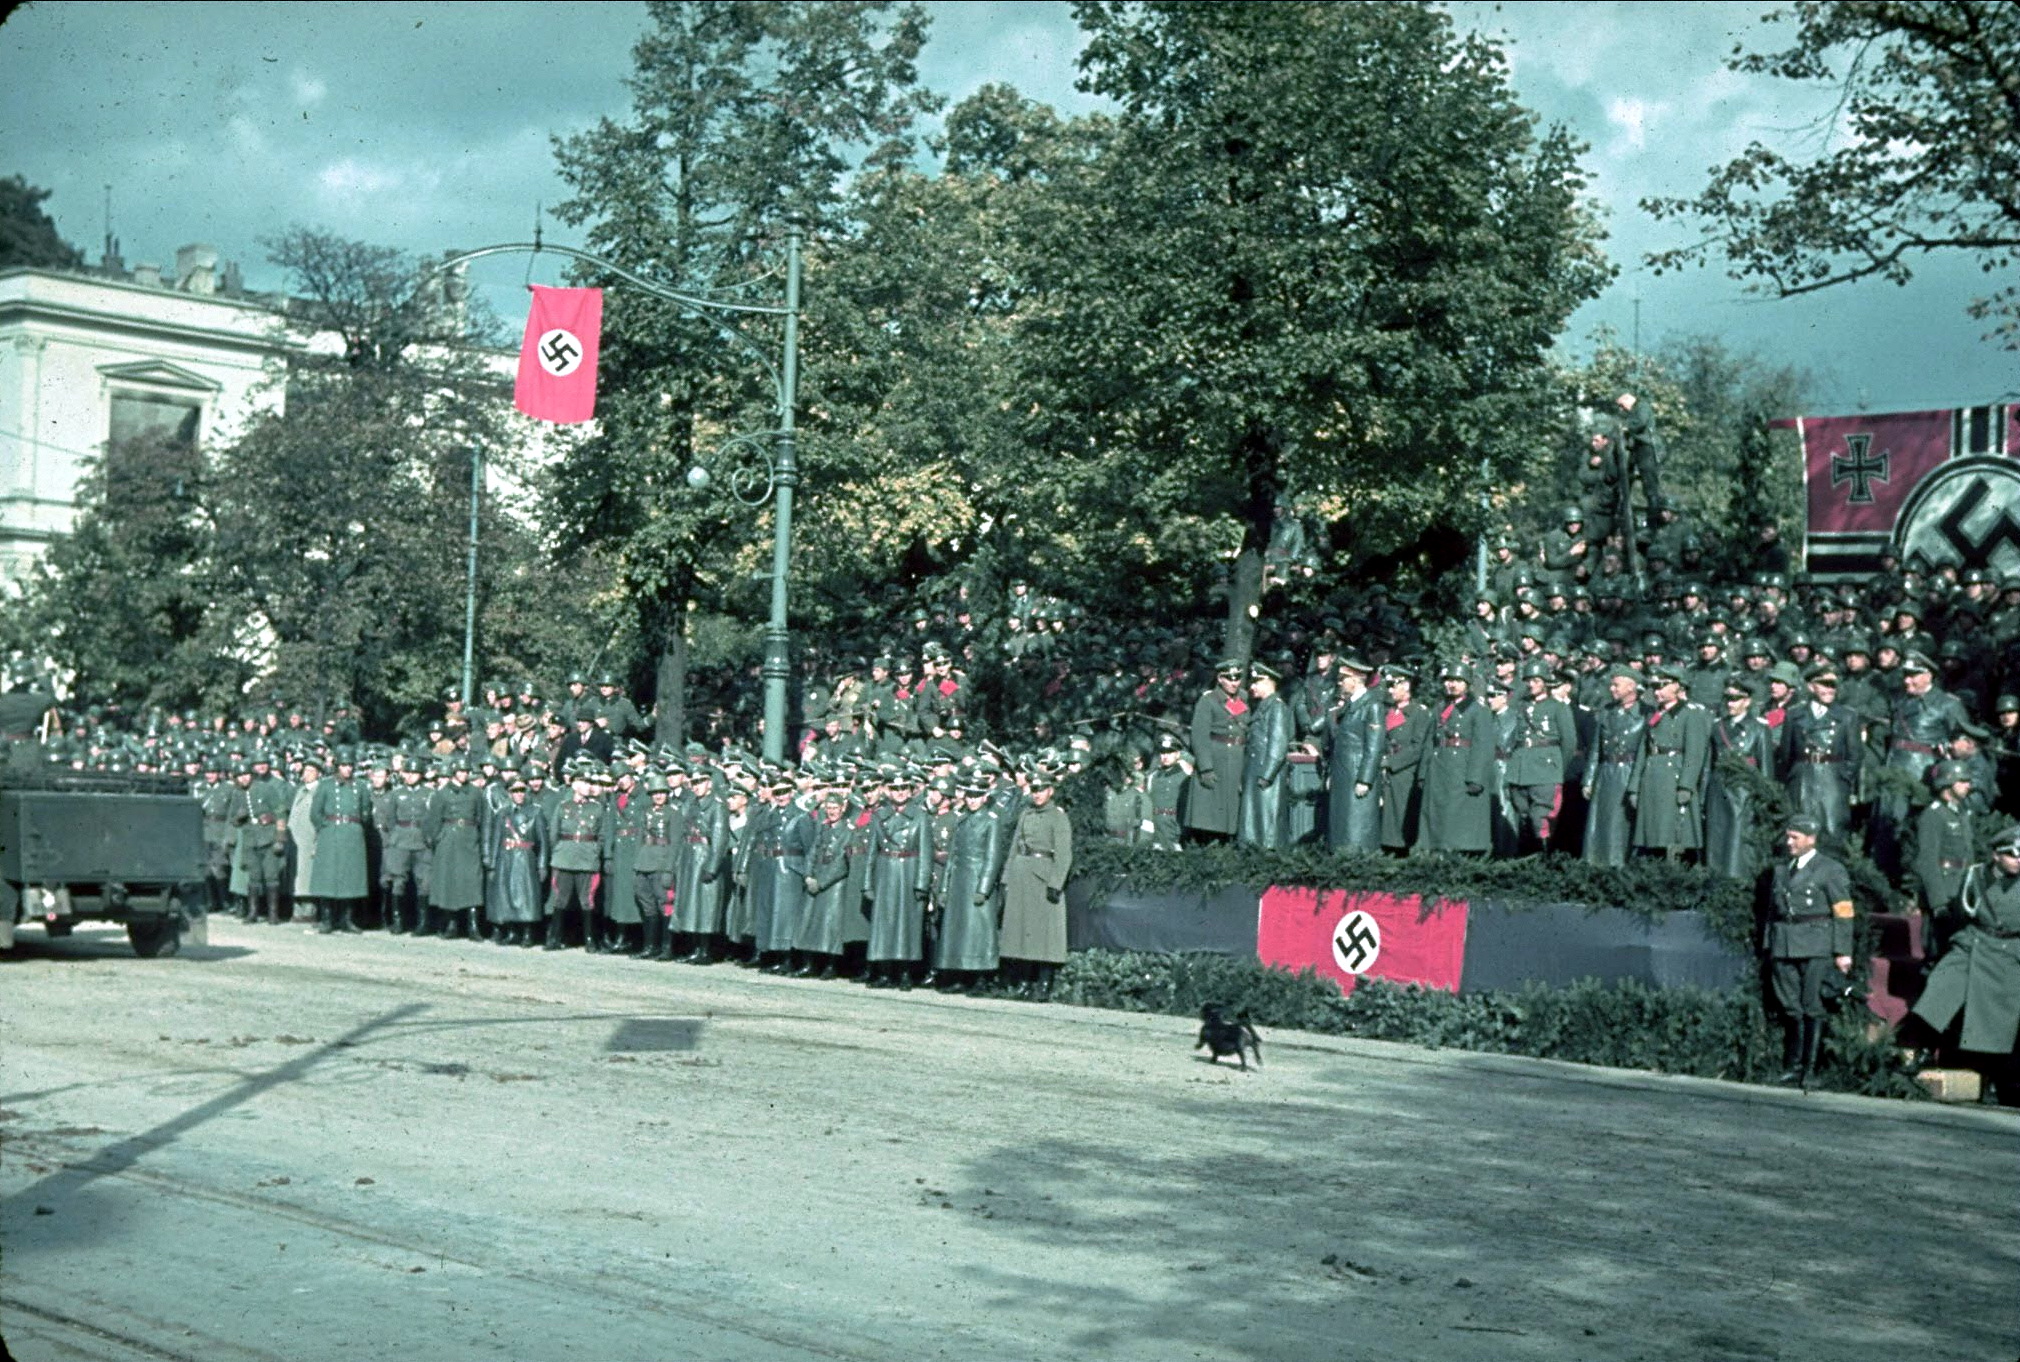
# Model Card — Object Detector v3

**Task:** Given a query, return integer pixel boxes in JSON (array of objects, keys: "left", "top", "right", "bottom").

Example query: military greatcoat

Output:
[
  {"left": 308, "top": 777, "right": 370, "bottom": 899},
  {"left": 999, "top": 800, "right": 1074, "bottom": 964},
  {"left": 1419, "top": 696, "right": 1495, "bottom": 854},
  {"left": 1326, "top": 687, "right": 1385, "bottom": 853},
  {"left": 934, "top": 806, "right": 1007, "bottom": 972},
  {"left": 1239, "top": 691, "right": 1293, "bottom": 849},
  {"left": 1912, "top": 862, "right": 2020, "bottom": 1052},
  {"left": 1186, "top": 687, "right": 1248, "bottom": 836},
  {"left": 1379, "top": 701, "right": 1431, "bottom": 851}
]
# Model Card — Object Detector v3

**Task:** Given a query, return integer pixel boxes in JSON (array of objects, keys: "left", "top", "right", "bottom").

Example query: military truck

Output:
[{"left": 0, "top": 690, "right": 206, "bottom": 957}]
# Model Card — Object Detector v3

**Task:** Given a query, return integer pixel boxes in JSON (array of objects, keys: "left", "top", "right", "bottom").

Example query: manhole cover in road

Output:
[{"left": 605, "top": 1018, "right": 705, "bottom": 1053}]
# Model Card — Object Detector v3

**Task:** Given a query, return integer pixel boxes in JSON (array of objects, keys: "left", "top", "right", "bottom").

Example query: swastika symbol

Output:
[
  {"left": 537, "top": 327, "right": 584, "bottom": 377},
  {"left": 1831, "top": 433, "right": 1890, "bottom": 504},
  {"left": 1331, "top": 909, "right": 1382, "bottom": 975},
  {"left": 1937, "top": 477, "right": 2020, "bottom": 567}
]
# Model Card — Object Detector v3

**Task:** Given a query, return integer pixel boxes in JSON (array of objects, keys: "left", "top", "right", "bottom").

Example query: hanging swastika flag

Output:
[
  {"left": 1798, "top": 404, "right": 2020, "bottom": 578},
  {"left": 514, "top": 286, "right": 603, "bottom": 424}
]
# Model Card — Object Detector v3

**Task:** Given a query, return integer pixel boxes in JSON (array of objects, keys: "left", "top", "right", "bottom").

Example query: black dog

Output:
[{"left": 1196, "top": 1003, "right": 1262, "bottom": 1071}]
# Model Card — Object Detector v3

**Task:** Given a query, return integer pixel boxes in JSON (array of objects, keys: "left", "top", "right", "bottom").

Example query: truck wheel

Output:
[{"left": 128, "top": 917, "right": 182, "bottom": 959}]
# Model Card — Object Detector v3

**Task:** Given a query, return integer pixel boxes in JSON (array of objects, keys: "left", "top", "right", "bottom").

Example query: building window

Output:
[{"left": 105, "top": 392, "right": 202, "bottom": 502}]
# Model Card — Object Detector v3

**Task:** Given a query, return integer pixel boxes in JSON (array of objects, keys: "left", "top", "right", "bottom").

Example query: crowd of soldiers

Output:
[
  {"left": 21, "top": 393, "right": 2018, "bottom": 1084},
  {"left": 35, "top": 690, "right": 1077, "bottom": 996}
]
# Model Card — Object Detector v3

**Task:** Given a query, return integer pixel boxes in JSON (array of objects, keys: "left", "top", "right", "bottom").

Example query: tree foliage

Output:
[
  {"left": 0, "top": 173, "right": 83, "bottom": 271},
  {"left": 548, "top": 0, "right": 939, "bottom": 740},
  {"left": 5, "top": 229, "right": 598, "bottom": 733},
  {"left": 1644, "top": 1, "right": 2020, "bottom": 345},
  {"left": 983, "top": 2, "right": 1612, "bottom": 655}
]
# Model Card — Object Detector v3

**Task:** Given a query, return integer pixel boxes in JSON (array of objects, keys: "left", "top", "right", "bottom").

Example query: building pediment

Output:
[{"left": 96, "top": 360, "right": 222, "bottom": 394}]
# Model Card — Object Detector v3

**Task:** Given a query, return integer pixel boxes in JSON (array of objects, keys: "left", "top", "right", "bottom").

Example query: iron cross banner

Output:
[
  {"left": 1800, "top": 404, "right": 2020, "bottom": 578},
  {"left": 513, "top": 286, "right": 603, "bottom": 424}
]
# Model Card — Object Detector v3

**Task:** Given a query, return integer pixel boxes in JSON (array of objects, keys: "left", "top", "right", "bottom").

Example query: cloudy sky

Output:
[{"left": 1, "top": 0, "right": 2010, "bottom": 415}]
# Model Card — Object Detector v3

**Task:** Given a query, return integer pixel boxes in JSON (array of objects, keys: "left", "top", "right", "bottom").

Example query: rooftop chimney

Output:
[{"left": 175, "top": 243, "right": 219, "bottom": 295}]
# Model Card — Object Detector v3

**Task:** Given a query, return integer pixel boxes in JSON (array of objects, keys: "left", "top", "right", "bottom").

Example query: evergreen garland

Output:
[{"left": 1043, "top": 949, "right": 1925, "bottom": 1100}]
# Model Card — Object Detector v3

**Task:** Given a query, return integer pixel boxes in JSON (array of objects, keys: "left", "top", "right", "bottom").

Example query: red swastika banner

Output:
[{"left": 1256, "top": 888, "right": 1467, "bottom": 996}]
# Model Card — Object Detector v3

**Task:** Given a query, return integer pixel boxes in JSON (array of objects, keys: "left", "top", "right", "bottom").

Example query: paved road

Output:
[{"left": 1, "top": 920, "right": 2013, "bottom": 1362}]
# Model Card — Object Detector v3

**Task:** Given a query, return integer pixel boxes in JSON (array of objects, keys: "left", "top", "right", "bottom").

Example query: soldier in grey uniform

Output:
[
  {"left": 1186, "top": 660, "right": 1249, "bottom": 841},
  {"left": 1762, "top": 813, "right": 1856, "bottom": 1089},
  {"left": 1910, "top": 824, "right": 2020, "bottom": 1100},
  {"left": 1325, "top": 655, "right": 1384, "bottom": 853},
  {"left": 1582, "top": 667, "right": 1646, "bottom": 867},
  {"left": 1778, "top": 661, "right": 1863, "bottom": 853},
  {"left": 1506, "top": 659, "right": 1576, "bottom": 854},
  {"left": 1238, "top": 663, "right": 1293, "bottom": 849}
]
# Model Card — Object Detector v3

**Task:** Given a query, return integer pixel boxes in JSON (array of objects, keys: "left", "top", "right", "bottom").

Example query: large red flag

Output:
[
  {"left": 514, "top": 286, "right": 602, "bottom": 424},
  {"left": 1798, "top": 403, "right": 2018, "bottom": 577},
  {"left": 1255, "top": 888, "right": 1467, "bottom": 996}
]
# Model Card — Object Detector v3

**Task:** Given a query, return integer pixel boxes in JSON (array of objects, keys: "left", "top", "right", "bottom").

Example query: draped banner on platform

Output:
[
  {"left": 1255, "top": 888, "right": 1468, "bottom": 996},
  {"left": 1797, "top": 404, "right": 2020, "bottom": 578}
]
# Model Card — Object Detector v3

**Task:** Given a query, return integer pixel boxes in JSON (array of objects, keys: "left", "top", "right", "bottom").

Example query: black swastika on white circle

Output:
[
  {"left": 1331, "top": 909, "right": 1382, "bottom": 975},
  {"left": 538, "top": 328, "right": 584, "bottom": 377}
]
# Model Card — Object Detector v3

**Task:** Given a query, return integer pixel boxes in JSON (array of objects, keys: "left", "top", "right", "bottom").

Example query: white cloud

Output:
[
  {"left": 317, "top": 157, "right": 402, "bottom": 197},
  {"left": 291, "top": 70, "right": 327, "bottom": 107},
  {"left": 1605, "top": 96, "right": 1664, "bottom": 152}
]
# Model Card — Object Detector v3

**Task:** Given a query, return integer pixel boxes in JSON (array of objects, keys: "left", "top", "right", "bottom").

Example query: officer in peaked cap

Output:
[
  {"left": 1764, "top": 811, "right": 1855, "bottom": 1088},
  {"left": 1186, "top": 659, "right": 1248, "bottom": 841}
]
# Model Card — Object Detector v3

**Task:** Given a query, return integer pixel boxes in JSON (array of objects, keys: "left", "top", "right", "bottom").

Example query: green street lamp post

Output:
[{"left": 437, "top": 219, "right": 805, "bottom": 762}]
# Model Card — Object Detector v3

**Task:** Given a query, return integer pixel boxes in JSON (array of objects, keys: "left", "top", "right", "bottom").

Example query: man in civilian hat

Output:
[
  {"left": 1764, "top": 812, "right": 1856, "bottom": 1089},
  {"left": 1239, "top": 662, "right": 1294, "bottom": 849},
  {"left": 1186, "top": 659, "right": 1249, "bottom": 841}
]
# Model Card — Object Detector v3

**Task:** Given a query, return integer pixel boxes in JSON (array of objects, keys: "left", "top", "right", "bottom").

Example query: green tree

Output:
[
  {"left": 1556, "top": 335, "right": 1812, "bottom": 571},
  {"left": 0, "top": 174, "right": 83, "bottom": 271},
  {"left": 986, "top": 2, "right": 1611, "bottom": 658},
  {"left": 1644, "top": 1, "right": 2020, "bottom": 345},
  {"left": 1, "top": 428, "right": 221, "bottom": 711},
  {"left": 548, "top": 0, "right": 937, "bottom": 743}
]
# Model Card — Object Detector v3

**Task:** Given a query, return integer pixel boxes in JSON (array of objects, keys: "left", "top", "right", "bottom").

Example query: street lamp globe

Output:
[{"left": 686, "top": 465, "right": 711, "bottom": 490}]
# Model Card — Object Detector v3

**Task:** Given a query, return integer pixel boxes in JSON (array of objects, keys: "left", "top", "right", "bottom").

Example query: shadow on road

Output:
[{"left": 944, "top": 1059, "right": 2017, "bottom": 1361}]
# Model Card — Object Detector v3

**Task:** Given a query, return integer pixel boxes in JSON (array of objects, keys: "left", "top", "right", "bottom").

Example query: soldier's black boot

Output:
[
  {"left": 1798, "top": 1018, "right": 1824, "bottom": 1093},
  {"left": 316, "top": 900, "right": 335, "bottom": 935},
  {"left": 1775, "top": 1021, "right": 1805, "bottom": 1086},
  {"left": 1035, "top": 964, "right": 1057, "bottom": 1001},
  {"left": 543, "top": 915, "right": 564, "bottom": 951}
]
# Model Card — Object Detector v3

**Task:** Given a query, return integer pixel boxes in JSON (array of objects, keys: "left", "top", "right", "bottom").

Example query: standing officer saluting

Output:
[{"left": 1763, "top": 813, "right": 1856, "bottom": 1090}]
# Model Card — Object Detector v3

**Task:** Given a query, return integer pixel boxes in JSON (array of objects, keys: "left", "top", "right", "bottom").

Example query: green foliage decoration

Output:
[{"left": 1044, "top": 951, "right": 1924, "bottom": 1099}]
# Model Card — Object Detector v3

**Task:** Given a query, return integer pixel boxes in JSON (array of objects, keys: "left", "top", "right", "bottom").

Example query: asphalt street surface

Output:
[{"left": 2, "top": 919, "right": 2014, "bottom": 1362}]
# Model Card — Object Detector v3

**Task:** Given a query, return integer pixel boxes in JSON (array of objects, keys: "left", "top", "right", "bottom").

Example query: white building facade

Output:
[{"left": 0, "top": 252, "right": 294, "bottom": 585}]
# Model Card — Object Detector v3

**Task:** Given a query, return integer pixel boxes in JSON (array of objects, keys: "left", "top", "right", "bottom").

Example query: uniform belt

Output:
[
  {"left": 444, "top": 818, "right": 477, "bottom": 827},
  {"left": 1439, "top": 739, "right": 1473, "bottom": 748},
  {"left": 1211, "top": 735, "right": 1241, "bottom": 744},
  {"left": 882, "top": 850, "right": 919, "bottom": 859},
  {"left": 395, "top": 820, "right": 420, "bottom": 827},
  {"left": 644, "top": 836, "right": 670, "bottom": 846},
  {"left": 1602, "top": 756, "right": 1634, "bottom": 764},
  {"left": 1154, "top": 807, "right": 1178, "bottom": 817},
  {"left": 1797, "top": 755, "right": 1840, "bottom": 764},
  {"left": 1893, "top": 740, "right": 1937, "bottom": 754},
  {"left": 561, "top": 833, "right": 599, "bottom": 842},
  {"left": 1783, "top": 912, "right": 1833, "bottom": 923},
  {"left": 322, "top": 816, "right": 361, "bottom": 824},
  {"left": 503, "top": 839, "right": 536, "bottom": 851},
  {"left": 1019, "top": 849, "right": 1055, "bottom": 858},
  {"left": 1520, "top": 738, "right": 1559, "bottom": 747}
]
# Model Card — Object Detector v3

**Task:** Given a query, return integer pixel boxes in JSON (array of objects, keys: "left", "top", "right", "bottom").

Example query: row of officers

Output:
[
  {"left": 199, "top": 748, "right": 1077, "bottom": 995},
  {"left": 1149, "top": 650, "right": 1976, "bottom": 889}
]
